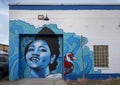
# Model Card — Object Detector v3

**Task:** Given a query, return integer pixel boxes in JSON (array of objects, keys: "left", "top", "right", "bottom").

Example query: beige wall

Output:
[{"left": 0, "top": 44, "right": 9, "bottom": 52}]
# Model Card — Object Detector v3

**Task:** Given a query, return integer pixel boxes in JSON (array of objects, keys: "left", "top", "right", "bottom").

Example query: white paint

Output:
[
  {"left": 10, "top": 9, "right": 120, "bottom": 73},
  {"left": 0, "top": 50, "right": 8, "bottom": 54}
]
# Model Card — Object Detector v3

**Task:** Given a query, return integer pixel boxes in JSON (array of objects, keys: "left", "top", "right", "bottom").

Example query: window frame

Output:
[{"left": 93, "top": 45, "right": 109, "bottom": 69}]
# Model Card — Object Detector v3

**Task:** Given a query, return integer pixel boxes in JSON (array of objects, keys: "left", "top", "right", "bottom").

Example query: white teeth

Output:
[
  {"left": 30, "top": 57, "right": 39, "bottom": 62},
  {"left": 32, "top": 57, "right": 38, "bottom": 60}
]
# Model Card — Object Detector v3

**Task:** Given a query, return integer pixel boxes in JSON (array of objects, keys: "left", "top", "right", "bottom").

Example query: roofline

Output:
[
  {"left": 0, "top": 44, "right": 9, "bottom": 46},
  {"left": 9, "top": 2, "right": 120, "bottom": 6}
]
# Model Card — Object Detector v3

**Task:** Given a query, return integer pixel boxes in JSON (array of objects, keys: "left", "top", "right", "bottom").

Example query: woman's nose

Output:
[
  {"left": 32, "top": 54, "right": 39, "bottom": 56},
  {"left": 32, "top": 49, "right": 40, "bottom": 56}
]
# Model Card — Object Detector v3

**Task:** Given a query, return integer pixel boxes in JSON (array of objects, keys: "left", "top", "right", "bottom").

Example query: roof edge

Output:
[{"left": 9, "top": 2, "right": 120, "bottom": 6}]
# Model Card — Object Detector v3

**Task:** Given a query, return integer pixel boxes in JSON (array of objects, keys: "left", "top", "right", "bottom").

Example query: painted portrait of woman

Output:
[{"left": 24, "top": 27, "right": 61, "bottom": 78}]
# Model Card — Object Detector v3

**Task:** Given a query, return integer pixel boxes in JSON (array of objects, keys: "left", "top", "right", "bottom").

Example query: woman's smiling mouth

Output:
[{"left": 30, "top": 57, "right": 40, "bottom": 63}]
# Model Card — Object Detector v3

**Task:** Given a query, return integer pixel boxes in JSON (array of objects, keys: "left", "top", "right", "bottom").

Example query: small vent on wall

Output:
[
  {"left": 38, "top": 15, "right": 44, "bottom": 20},
  {"left": 38, "top": 14, "right": 49, "bottom": 21}
]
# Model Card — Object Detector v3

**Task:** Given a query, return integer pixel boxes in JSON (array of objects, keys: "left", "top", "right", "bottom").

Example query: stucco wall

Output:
[{"left": 10, "top": 9, "right": 120, "bottom": 74}]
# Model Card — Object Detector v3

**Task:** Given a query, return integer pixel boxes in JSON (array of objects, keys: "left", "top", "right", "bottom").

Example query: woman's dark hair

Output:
[{"left": 25, "top": 27, "right": 60, "bottom": 71}]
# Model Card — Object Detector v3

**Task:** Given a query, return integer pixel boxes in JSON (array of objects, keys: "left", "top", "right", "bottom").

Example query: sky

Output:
[{"left": 0, "top": 0, "right": 120, "bottom": 45}]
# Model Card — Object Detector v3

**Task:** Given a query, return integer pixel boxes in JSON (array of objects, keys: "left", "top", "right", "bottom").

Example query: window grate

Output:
[{"left": 94, "top": 45, "right": 108, "bottom": 67}]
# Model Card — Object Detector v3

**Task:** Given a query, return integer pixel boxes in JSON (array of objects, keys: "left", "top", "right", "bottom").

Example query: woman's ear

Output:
[{"left": 50, "top": 54, "right": 56, "bottom": 64}]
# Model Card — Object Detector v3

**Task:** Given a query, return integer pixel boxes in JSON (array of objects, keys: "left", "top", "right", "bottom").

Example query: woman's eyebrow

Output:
[{"left": 39, "top": 46, "right": 46, "bottom": 49}]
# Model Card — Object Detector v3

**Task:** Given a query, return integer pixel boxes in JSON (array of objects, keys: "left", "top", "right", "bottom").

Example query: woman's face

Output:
[{"left": 26, "top": 40, "right": 51, "bottom": 69}]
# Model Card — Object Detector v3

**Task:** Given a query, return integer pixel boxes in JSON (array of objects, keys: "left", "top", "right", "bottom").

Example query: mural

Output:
[
  {"left": 9, "top": 20, "right": 101, "bottom": 80},
  {"left": 64, "top": 52, "right": 76, "bottom": 76},
  {"left": 24, "top": 27, "right": 62, "bottom": 78}
]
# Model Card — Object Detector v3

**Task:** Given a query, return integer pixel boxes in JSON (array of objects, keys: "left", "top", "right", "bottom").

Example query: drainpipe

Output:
[{"left": 81, "top": 35, "right": 85, "bottom": 78}]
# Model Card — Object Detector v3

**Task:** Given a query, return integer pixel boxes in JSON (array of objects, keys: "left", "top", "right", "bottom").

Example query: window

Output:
[
  {"left": 0, "top": 55, "right": 8, "bottom": 62},
  {"left": 94, "top": 45, "right": 108, "bottom": 67}
]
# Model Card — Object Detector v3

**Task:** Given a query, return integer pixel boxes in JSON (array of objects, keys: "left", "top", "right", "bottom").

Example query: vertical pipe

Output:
[{"left": 81, "top": 35, "right": 84, "bottom": 78}]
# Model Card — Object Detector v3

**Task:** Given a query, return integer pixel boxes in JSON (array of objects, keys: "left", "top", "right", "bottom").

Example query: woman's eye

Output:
[
  {"left": 28, "top": 48, "right": 34, "bottom": 52},
  {"left": 41, "top": 49, "right": 47, "bottom": 52}
]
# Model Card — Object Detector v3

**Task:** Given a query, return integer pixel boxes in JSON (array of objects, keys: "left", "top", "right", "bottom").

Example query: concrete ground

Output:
[{"left": 0, "top": 78, "right": 67, "bottom": 85}]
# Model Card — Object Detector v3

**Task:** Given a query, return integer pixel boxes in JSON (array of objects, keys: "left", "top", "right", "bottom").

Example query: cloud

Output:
[
  {"left": 7, "top": 0, "right": 120, "bottom": 3},
  {"left": 0, "top": 0, "right": 9, "bottom": 15},
  {"left": 0, "top": 9, "right": 9, "bottom": 15},
  {"left": 0, "top": 23, "right": 9, "bottom": 45},
  {"left": 0, "top": 24, "right": 3, "bottom": 28},
  {"left": 0, "top": 34, "right": 9, "bottom": 45}
]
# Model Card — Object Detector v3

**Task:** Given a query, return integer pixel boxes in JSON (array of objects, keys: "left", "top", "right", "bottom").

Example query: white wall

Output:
[{"left": 10, "top": 10, "right": 120, "bottom": 73}]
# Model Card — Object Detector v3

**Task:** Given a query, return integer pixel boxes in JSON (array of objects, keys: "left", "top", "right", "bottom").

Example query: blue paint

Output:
[
  {"left": 83, "top": 55, "right": 92, "bottom": 74},
  {"left": 9, "top": 20, "right": 99, "bottom": 80},
  {"left": 13, "top": 62, "right": 19, "bottom": 80},
  {"left": 82, "top": 37, "right": 88, "bottom": 46},
  {"left": 64, "top": 43, "right": 70, "bottom": 54},
  {"left": 67, "top": 35, "right": 80, "bottom": 54},
  {"left": 64, "top": 73, "right": 120, "bottom": 80},
  {"left": 9, "top": 5, "right": 120, "bottom": 10},
  {"left": 73, "top": 62, "right": 81, "bottom": 73}
]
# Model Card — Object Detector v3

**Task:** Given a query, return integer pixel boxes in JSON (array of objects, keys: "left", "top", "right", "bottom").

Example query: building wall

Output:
[
  {"left": 0, "top": 44, "right": 9, "bottom": 52},
  {"left": 9, "top": 5, "right": 120, "bottom": 80}
]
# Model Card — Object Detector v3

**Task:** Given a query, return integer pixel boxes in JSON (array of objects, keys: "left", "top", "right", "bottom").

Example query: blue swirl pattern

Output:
[{"left": 9, "top": 20, "right": 101, "bottom": 80}]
